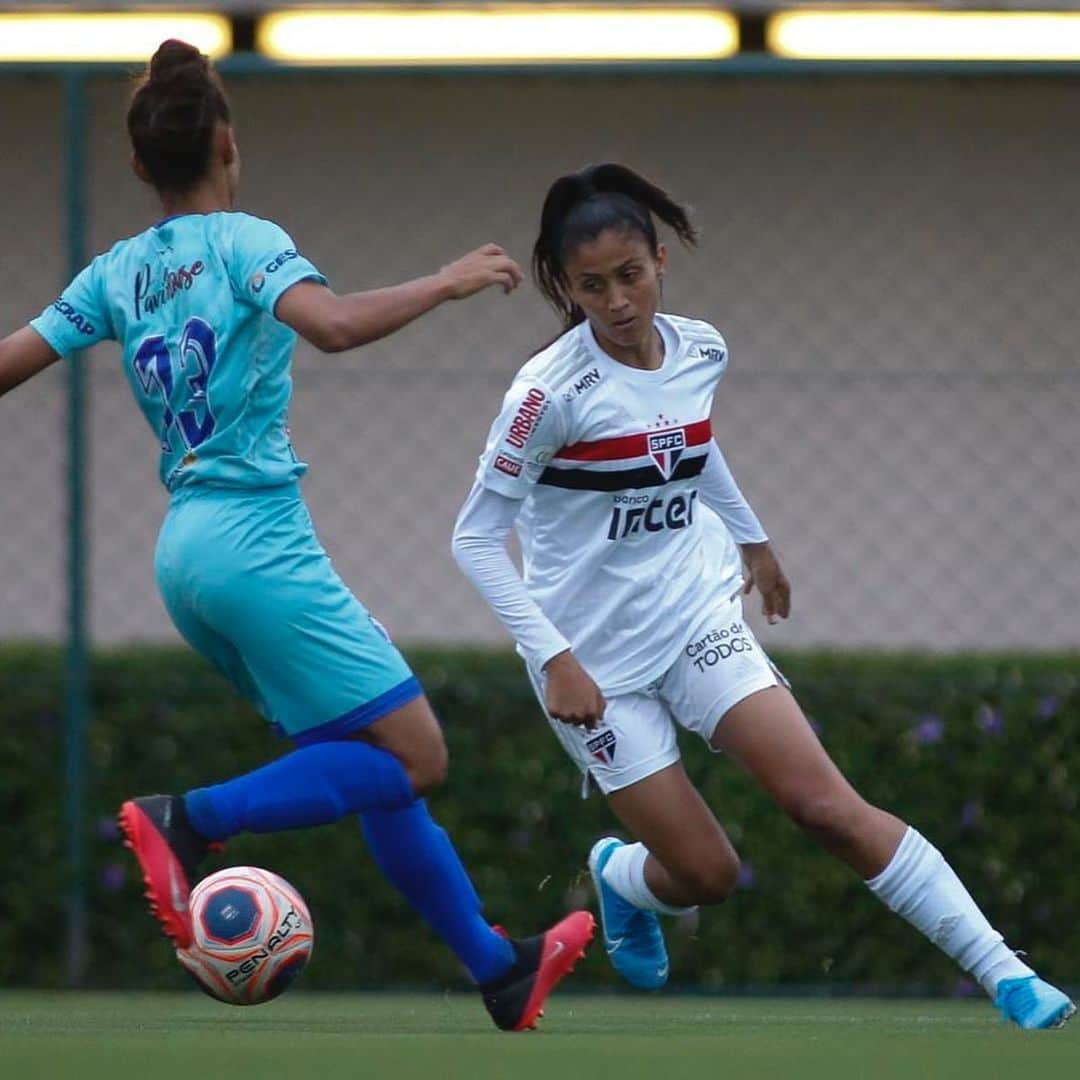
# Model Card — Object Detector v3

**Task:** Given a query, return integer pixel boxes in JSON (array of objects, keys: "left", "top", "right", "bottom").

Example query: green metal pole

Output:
[{"left": 64, "top": 69, "right": 89, "bottom": 988}]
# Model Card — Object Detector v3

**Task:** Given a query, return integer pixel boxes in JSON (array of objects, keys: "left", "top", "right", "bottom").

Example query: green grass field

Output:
[{"left": 1, "top": 993, "right": 1078, "bottom": 1080}]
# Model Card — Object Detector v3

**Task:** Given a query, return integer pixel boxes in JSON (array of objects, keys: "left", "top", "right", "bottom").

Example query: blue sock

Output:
[
  {"left": 360, "top": 801, "right": 515, "bottom": 985},
  {"left": 184, "top": 741, "right": 415, "bottom": 841}
]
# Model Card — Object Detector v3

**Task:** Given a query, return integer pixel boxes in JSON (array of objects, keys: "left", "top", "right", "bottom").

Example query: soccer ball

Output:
[{"left": 176, "top": 866, "right": 314, "bottom": 1005}]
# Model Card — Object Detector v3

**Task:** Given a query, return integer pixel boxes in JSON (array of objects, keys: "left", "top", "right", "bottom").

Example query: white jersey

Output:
[{"left": 475, "top": 313, "right": 744, "bottom": 695}]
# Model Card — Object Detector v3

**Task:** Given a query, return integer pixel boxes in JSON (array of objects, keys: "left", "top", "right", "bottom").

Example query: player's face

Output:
[{"left": 564, "top": 228, "right": 666, "bottom": 358}]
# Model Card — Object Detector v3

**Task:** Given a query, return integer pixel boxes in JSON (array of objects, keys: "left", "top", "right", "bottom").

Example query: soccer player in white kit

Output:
[{"left": 452, "top": 163, "right": 1073, "bottom": 1029}]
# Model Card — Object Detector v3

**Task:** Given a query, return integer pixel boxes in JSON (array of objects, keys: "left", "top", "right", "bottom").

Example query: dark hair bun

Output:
[
  {"left": 128, "top": 38, "right": 231, "bottom": 194},
  {"left": 148, "top": 39, "right": 206, "bottom": 82}
]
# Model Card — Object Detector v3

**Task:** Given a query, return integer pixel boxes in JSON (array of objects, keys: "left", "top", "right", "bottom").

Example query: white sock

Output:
[
  {"left": 866, "top": 827, "right": 1034, "bottom": 999},
  {"left": 601, "top": 842, "right": 695, "bottom": 916}
]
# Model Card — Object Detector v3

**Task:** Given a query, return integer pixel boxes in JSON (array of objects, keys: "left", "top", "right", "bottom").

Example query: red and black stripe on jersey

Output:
[{"left": 539, "top": 418, "right": 711, "bottom": 492}]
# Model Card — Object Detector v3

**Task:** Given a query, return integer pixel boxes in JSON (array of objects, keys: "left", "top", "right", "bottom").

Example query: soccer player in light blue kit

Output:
[{"left": 0, "top": 39, "right": 592, "bottom": 1029}]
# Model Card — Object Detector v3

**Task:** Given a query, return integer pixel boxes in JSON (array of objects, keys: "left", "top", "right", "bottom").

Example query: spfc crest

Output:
[
  {"left": 585, "top": 729, "right": 617, "bottom": 764},
  {"left": 647, "top": 429, "right": 686, "bottom": 480}
]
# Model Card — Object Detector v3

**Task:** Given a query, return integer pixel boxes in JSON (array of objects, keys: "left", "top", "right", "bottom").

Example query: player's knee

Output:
[
  {"left": 783, "top": 789, "right": 861, "bottom": 845},
  {"left": 671, "top": 850, "right": 740, "bottom": 905},
  {"left": 404, "top": 737, "right": 450, "bottom": 796}
]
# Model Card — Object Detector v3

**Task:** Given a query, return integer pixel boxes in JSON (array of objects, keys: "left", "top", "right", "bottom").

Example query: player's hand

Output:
[
  {"left": 438, "top": 243, "right": 525, "bottom": 299},
  {"left": 543, "top": 650, "right": 606, "bottom": 730},
  {"left": 741, "top": 541, "right": 791, "bottom": 624}
]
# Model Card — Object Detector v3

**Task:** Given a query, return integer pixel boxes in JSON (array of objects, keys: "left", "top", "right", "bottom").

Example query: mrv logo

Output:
[
  {"left": 607, "top": 490, "right": 698, "bottom": 540},
  {"left": 225, "top": 908, "right": 304, "bottom": 985},
  {"left": 686, "top": 622, "right": 754, "bottom": 671},
  {"left": 563, "top": 367, "right": 601, "bottom": 401}
]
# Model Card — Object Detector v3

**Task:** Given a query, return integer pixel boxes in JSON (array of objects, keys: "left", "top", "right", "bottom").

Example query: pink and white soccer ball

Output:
[{"left": 176, "top": 866, "right": 314, "bottom": 1005}]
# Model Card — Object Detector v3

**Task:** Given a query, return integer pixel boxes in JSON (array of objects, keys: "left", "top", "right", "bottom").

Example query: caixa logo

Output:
[
  {"left": 686, "top": 621, "right": 754, "bottom": 671},
  {"left": 52, "top": 299, "right": 94, "bottom": 335},
  {"left": 607, "top": 490, "right": 698, "bottom": 540}
]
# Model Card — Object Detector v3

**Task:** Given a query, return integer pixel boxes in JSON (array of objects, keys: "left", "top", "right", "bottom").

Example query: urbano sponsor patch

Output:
[{"left": 505, "top": 387, "right": 549, "bottom": 449}]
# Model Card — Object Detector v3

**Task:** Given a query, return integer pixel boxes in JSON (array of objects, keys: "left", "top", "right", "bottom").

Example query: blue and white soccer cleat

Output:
[
  {"left": 996, "top": 976, "right": 1076, "bottom": 1030},
  {"left": 588, "top": 837, "right": 669, "bottom": 990}
]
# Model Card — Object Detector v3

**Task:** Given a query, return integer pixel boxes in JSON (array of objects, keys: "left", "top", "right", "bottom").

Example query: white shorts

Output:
[{"left": 527, "top": 594, "right": 785, "bottom": 796}]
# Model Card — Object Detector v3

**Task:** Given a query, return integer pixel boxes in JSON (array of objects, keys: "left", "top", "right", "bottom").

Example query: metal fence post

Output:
[{"left": 64, "top": 67, "right": 89, "bottom": 988}]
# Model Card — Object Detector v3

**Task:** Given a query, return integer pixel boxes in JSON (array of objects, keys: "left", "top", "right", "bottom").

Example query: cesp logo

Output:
[
  {"left": 52, "top": 299, "right": 94, "bottom": 335},
  {"left": 265, "top": 249, "right": 299, "bottom": 273}
]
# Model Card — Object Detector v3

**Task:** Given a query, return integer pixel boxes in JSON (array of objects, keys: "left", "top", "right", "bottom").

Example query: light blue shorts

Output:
[{"left": 155, "top": 482, "right": 421, "bottom": 742}]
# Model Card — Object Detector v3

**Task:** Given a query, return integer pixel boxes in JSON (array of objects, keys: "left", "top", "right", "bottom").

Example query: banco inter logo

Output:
[{"left": 607, "top": 490, "right": 698, "bottom": 540}]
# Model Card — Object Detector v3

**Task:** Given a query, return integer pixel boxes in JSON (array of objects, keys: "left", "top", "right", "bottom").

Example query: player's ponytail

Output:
[
  {"left": 532, "top": 163, "right": 697, "bottom": 332},
  {"left": 127, "top": 39, "right": 231, "bottom": 195}
]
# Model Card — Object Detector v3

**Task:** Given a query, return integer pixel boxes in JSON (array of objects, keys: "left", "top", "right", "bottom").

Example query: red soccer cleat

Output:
[
  {"left": 117, "top": 794, "right": 219, "bottom": 950},
  {"left": 481, "top": 910, "right": 595, "bottom": 1031}
]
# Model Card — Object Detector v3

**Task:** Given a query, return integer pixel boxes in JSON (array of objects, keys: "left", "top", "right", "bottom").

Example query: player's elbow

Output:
[
  {"left": 310, "top": 316, "right": 354, "bottom": 354},
  {"left": 450, "top": 527, "right": 473, "bottom": 571}
]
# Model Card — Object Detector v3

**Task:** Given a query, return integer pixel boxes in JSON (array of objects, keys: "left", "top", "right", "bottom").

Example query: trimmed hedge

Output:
[{"left": 1, "top": 646, "right": 1077, "bottom": 992}]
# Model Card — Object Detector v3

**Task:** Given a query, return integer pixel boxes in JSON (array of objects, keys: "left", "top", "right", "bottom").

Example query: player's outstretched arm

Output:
[
  {"left": 275, "top": 243, "right": 524, "bottom": 354},
  {"left": 0, "top": 327, "right": 61, "bottom": 399}
]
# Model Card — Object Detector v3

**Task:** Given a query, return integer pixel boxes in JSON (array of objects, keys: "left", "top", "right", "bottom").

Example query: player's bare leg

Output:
[
  {"left": 711, "top": 686, "right": 903, "bottom": 877},
  {"left": 606, "top": 763, "right": 740, "bottom": 907},
  {"left": 358, "top": 695, "right": 450, "bottom": 795},
  {"left": 590, "top": 763, "right": 739, "bottom": 988},
  {"left": 714, "top": 685, "right": 1074, "bottom": 1029}
]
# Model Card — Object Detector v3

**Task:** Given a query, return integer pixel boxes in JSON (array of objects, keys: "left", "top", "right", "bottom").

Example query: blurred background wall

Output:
[{"left": 2, "top": 72, "right": 1078, "bottom": 651}]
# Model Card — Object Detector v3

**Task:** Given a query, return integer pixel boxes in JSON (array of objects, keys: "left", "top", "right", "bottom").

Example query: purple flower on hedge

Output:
[
  {"left": 1037, "top": 696, "right": 1059, "bottom": 719},
  {"left": 101, "top": 864, "right": 125, "bottom": 892},
  {"left": 952, "top": 978, "right": 977, "bottom": 998},
  {"left": 736, "top": 862, "right": 756, "bottom": 890},
  {"left": 960, "top": 801, "right": 982, "bottom": 829},
  {"left": 913, "top": 715, "right": 944, "bottom": 745},
  {"left": 976, "top": 704, "right": 1004, "bottom": 736},
  {"left": 1035, "top": 903, "right": 1052, "bottom": 923},
  {"left": 806, "top": 715, "right": 823, "bottom": 737},
  {"left": 98, "top": 816, "right": 120, "bottom": 841}
]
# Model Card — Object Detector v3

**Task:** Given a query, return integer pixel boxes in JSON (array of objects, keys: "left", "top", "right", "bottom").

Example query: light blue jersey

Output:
[
  {"left": 31, "top": 211, "right": 324, "bottom": 491},
  {"left": 30, "top": 210, "right": 421, "bottom": 738}
]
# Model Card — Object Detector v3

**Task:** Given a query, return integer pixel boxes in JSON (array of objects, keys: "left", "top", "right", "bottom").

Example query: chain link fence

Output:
[{"left": 1, "top": 71, "right": 1078, "bottom": 650}]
